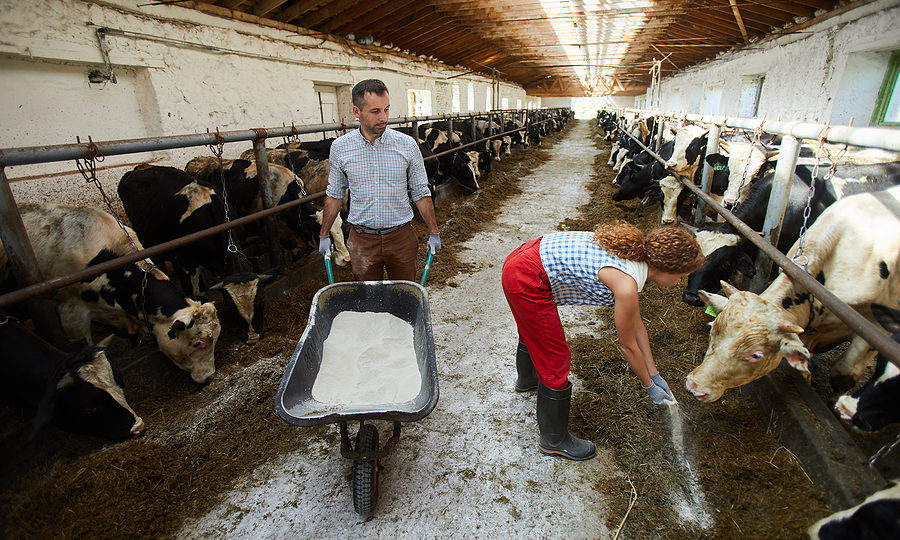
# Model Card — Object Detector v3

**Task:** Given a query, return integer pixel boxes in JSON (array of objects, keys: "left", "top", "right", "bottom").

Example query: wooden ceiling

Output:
[{"left": 184, "top": 0, "right": 850, "bottom": 96}]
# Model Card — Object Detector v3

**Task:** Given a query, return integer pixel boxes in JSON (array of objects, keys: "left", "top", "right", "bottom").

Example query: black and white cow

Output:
[
  {"left": 682, "top": 162, "right": 900, "bottom": 305},
  {"left": 808, "top": 481, "right": 900, "bottom": 539},
  {"left": 185, "top": 156, "right": 351, "bottom": 264},
  {"left": 0, "top": 204, "right": 221, "bottom": 384},
  {"left": 118, "top": 165, "right": 271, "bottom": 345},
  {"left": 1, "top": 315, "right": 144, "bottom": 440},
  {"left": 834, "top": 302, "right": 900, "bottom": 431}
]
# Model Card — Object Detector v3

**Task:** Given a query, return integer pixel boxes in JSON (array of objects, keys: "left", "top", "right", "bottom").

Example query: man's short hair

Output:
[{"left": 352, "top": 79, "right": 389, "bottom": 107}]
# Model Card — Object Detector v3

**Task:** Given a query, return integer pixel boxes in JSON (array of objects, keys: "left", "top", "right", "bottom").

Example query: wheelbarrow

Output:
[{"left": 274, "top": 272, "right": 438, "bottom": 517}]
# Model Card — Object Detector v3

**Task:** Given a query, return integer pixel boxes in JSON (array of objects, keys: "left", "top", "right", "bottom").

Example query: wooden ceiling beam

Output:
[
  {"left": 731, "top": 4, "right": 799, "bottom": 28},
  {"left": 379, "top": 10, "right": 446, "bottom": 43},
  {"left": 252, "top": 0, "right": 289, "bottom": 17},
  {"left": 322, "top": 0, "right": 390, "bottom": 33},
  {"left": 274, "top": 0, "right": 328, "bottom": 23},
  {"left": 219, "top": 0, "right": 248, "bottom": 9},
  {"left": 690, "top": 7, "right": 770, "bottom": 35},
  {"left": 346, "top": 0, "right": 420, "bottom": 34},
  {"left": 301, "top": 0, "right": 371, "bottom": 28},
  {"left": 401, "top": 22, "right": 468, "bottom": 50},
  {"left": 728, "top": 0, "right": 750, "bottom": 43},
  {"left": 370, "top": 4, "right": 434, "bottom": 35},
  {"left": 790, "top": 0, "right": 837, "bottom": 11}
]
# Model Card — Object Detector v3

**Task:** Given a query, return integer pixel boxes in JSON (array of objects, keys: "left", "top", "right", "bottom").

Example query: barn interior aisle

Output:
[{"left": 179, "top": 119, "right": 620, "bottom": 538}]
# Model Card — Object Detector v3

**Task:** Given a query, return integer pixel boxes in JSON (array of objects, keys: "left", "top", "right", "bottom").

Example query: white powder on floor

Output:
[{"left": 312, "top": 311, "right": 422, "bottom": 405}]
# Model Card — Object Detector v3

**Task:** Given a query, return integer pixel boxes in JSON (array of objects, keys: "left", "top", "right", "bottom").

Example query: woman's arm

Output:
[{"left": 598, "top": 267, "right": 652, "bottom": 387}]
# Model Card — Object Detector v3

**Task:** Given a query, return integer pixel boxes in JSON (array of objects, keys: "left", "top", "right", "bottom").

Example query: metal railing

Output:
[
  {"left": 0, "top": 108, "right": 570, "bottom": 313},
  {"left": 603, "top": 107, "right": 900, "bottom": 368}
]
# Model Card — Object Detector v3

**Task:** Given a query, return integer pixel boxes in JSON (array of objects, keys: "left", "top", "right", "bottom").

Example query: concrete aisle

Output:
[{"left": 182, "top": 120, "right": 619, "bottom": 539}]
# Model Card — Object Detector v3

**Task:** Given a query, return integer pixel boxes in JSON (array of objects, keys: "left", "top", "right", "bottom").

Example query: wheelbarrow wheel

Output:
[{"left": 352, "top": 423, "right": 379, "bottom": 517}]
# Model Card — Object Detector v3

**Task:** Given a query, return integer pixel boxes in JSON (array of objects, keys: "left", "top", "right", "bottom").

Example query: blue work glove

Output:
[
  {"left": 318, "top": 236, "right": 332, "bottom": 259},
  {"left": 426, "top": 233, "right": 441, "bottom": 254},
  {"left": 650, "top": 372, "right": 673, "bottom": 398},
  {"left": 643, "top": 381, "right": 676, "bottom": 406}
]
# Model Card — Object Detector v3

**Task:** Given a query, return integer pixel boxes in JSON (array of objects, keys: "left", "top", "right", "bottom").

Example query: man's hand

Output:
[
  {"left": 426, "top": 233, "right": 441, "bottom": 254},
  {"left": 318, "top": 236, "right": 332, "bottom": 259}
]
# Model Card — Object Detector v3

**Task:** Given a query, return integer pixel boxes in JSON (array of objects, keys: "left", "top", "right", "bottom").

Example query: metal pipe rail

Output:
[
  {"left": 0, "top": 109, "right": 570, "bottom": 310},
  {"left": 0, "top": 109, "right": 566, "bottom": 168},
  {"left": 615, "top": 108, "right": 900, "bottom": 151},
  {"left": 609, "top": 116, "right": 900, "bottom": 368}
]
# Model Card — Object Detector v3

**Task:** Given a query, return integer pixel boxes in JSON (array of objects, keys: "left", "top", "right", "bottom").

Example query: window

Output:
[
  {"left": 486, "top": 86, "right": 492, "bottom": 111},
  {"left": 501, "top": 97, "right": 509, "bottom": 109},
  {"left": 407, "top": 89, "right": 432, "bottom": 116},
  {"left": 702, "top": 84, "right": 723, "bottom": 116},
  {"left": 516, "top": 99, "right": 522, "bottom": 109},
  {"left": 872, "top": 51, "right": 900, "bottom": 126},
  {"left": 452, "top": 82, "right": 461, "bottom": 113},
  {"left": 467, "top": 83, "right": 475, "bottom": 111},
  {"left": 738, "top": 75, "right": 765, "bottom": 118}
]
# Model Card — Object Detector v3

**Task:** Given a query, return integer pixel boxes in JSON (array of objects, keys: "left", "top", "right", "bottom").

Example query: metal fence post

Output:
[
  {"left": 412, "top": 119, "right": 420, "bottom": 144},
  {"left": 748, "top": 134, "right": 802, "bottom": 293},
  {"left": 470, "top": 114, "right": 476, "bottom": 140},
  {"left": 694, "top": 123, "right": 721, "bottom": 226},
  {"left": 0, "top": 168, "right": 69, "bottom": 346},
  {"left": 488, "top": 112, "right": 494, "bottom": 137},
  {"left": 252, "top": 132, "right": 283, "bottom": 267},
  {"left": 655, "top": 113, "right": 665, "bottom": 151}
]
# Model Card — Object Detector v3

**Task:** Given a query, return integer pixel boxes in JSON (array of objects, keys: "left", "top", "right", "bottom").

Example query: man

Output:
[{"left": 318, "top": 79, "right": 441, "bottom": 281}]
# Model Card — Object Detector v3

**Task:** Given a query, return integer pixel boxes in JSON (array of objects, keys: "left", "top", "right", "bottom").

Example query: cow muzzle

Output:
[{"left": 685, "top": 375, "right": 710, "bottom": 402}]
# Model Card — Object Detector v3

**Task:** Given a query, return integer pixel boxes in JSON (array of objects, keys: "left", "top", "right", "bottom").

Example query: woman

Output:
[{"left": 501, "top": 221, "right": 705, "bottom": 460}]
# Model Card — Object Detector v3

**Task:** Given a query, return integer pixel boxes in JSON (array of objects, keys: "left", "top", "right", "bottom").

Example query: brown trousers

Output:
[{"left": 347, "top": 222, "right": 418, "bottom": 281}]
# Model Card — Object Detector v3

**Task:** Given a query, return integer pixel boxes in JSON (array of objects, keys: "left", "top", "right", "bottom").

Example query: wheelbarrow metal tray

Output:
[{"left": 275, "top": 280, "right": 438, "bottom": 427}]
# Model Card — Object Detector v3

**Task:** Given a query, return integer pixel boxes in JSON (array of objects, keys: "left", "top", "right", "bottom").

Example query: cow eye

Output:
[{"left": 751, "top": 352, "right": 764, "bottom": 360}]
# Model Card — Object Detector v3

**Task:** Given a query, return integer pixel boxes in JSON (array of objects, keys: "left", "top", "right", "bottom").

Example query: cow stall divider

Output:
[
  {"left": 603, "top": 106, "right": 900, "bottom": 509},
  {"left": 0, "top": 108, "right": 567, "bottom": 336}
]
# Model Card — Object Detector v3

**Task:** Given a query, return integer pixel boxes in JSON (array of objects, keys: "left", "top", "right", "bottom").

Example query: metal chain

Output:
[
  {"left": 792, "top": 125, "right": 839, "bottom": 269},
  {"left": 207, "top": 129, "right": 238, "bottom": 254},
  {"left": 730, "top": 119, "right": 766, "bottom": 212},
  {"left": 75, "top": 136, "right": 153, "bottom": 329},
  {"left": 280, "top": 124, "right": 310, "bottom": 230},
  {"left": 869, "top": 430, "right": 900, "bottom": 470}
]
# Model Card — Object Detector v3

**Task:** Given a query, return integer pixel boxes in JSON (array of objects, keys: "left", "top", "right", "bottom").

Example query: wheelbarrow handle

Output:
[
  {"left": 420, "top": 250, "right": 434, "bottom": 286},
  {"left": 324, "top": 257, "right": 334, "bottom": 284}
]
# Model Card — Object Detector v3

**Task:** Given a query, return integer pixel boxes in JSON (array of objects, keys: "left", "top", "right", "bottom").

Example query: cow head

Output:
[
  {"left": 152, "top": 299, "right": 220, "bottom": 384},
  {"left": 718, "top": 142, "right": 779, "bottom": 207},
  {"left": 659, "top": 176, "right": 683, "bottom": 225},
  {"left": 834, "top": 302, "right": 900, "bottom": 431},
  {"left": 453, "top": 151, "right": 480, "bottom": 191},
  {"left": 34, "top": 344, "right": 144, "bottom": 441},
  {"left": 682, "top": 233, "right": 755, "bottom": 306},
  {"left": 211, "top": 273, "right": 272, "bottom": 345},
  {"left": 665, "top": 126, "right": 707, "bottom": 177},
  {"left": 685, "top": 280, "right": 810, "bottom": 402}
]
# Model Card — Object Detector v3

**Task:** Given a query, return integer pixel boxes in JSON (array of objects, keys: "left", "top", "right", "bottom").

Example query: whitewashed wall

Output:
[
  {"left": 652, "top": 0, "right": 900, "bottom": 126},
  {"left": 0, "top": 0, "right": 529, "bottom": 207}
]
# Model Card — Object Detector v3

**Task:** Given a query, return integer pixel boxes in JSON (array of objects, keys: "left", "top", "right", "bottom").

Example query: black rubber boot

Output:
[
  {"left": 537, "top": 381, "right": 596, "bottom": 460},
  {"left": 515, "top": 341, "right": 538, "bottom": 392}
]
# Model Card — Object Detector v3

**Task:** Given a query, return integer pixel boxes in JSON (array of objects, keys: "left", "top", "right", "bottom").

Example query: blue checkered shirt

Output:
[
  {"left": 540, "top": 231, "right": 638, "bottom": 306},
  {"left": 326, "top": 127, "right": 430, "bottom": 228}
]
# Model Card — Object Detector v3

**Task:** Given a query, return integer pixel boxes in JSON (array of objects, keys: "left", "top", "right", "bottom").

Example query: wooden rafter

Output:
[{"left": 729, "top": 0, "right": 750, "bottom": 43}]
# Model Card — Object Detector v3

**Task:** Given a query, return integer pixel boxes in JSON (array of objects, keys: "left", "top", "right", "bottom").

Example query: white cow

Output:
[{"left": 686, "top": 186, "right": 900, "bottom": 402}]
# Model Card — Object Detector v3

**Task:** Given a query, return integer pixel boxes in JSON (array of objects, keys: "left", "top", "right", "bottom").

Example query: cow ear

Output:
[
  {"left": 780, "top": 334, "right": 810, "bottom": 373},
  {"left": 765, "top": 150, "right": 780, "bottom": 160},
  {"left": 871, "top": 303, "right": 900, "bottom": 334},
  {"left": 209, "top": 282, "right": 224, "bottom": 290},
  {"left": 698, "top": 290, "right": 728, "bottom": 313},
  {"left": 257, "top": 273, "right": 273, "bottom": 283},
  {"left": 705, "top": 154, "right": 727, "bottom": 167},
  {"left": 719, "top": 280, "right": 741, "bottom": 297},
  {"left": 168, "top": 320, "right": 187, "bottom": 340},
  {"left": 736, "top": 252, "right": 757, "bottom": 277}
]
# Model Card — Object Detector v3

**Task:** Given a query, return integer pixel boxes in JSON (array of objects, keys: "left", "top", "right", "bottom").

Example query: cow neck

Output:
[{"left": 761, "top": 273, "right": 814, "bottom": 329}]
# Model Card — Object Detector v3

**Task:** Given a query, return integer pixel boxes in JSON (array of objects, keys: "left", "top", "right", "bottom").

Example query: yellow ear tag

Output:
[{"left": 705, "top": 305, "right": 719, "bottom": 317}]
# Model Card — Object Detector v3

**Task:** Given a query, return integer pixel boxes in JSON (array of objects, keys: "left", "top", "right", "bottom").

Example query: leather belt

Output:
[{"left": 352, "top": 223, "right": 405, "bottom": 235}]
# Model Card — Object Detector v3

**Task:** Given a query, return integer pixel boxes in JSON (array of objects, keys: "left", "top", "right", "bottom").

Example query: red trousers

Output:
[{"left": 501, "top": 237, "right": 571, "bottom": 390}]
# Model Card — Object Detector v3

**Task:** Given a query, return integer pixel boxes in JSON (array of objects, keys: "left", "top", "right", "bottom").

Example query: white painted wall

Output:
[
  {"left": 0, "top": 0, "right": 527, "bottom": 207},
  {"left": 655, "top": 0, "right": 900, "bottom": 125}
]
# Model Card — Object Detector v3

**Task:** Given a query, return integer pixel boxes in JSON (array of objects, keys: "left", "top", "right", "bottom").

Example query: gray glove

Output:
[
  {"left": 650, "top": 372, "right": 674, "bottom": 399},
  {"left": 318, "top": 236, "right": 332, "bottom": 259},
  {"left": 426, "top": 233, "right": 441, "bottom": 254},
  {"left": 643, "top": 382, "right": 675, "bottom": 406}
]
